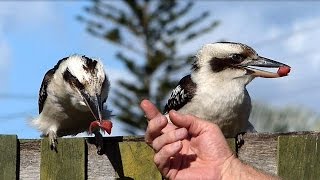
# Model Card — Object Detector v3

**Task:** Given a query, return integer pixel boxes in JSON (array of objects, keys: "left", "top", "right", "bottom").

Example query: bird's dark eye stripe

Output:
[
  {"left": 63, "top": 68, "right": 85, "bottom": 90},
  {"left": 230, "top": 54, "right": 245, "bottom": 62}
]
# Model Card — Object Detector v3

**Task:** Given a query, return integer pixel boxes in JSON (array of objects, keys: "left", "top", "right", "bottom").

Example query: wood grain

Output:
[
  {"left": 0, "top": 135, "right": 17, "bottom": 180},
  {"left": 20, "top": 139, "right": 41, "bottom": 180},
  {"left": 238, "top": 133, "right": 279, "bottom": 175},
  {"left": 1, "top": 132, "right": 320, "bottom": 179},
  {"left": 119, "top": 141, "right": 161, "bottom": 179},
  {"left": 40, "top": 138, "right": 86, "bottom": 180},
  {"left": 278, "top": 134, "right": 320, "bottom": 180},
  {"left": 86, "top": 136, "right": 161, "bottom": 179}
]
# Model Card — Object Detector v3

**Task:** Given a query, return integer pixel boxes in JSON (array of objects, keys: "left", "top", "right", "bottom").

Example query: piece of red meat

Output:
[
  {"left": 89, "top": 120, "right": 113, "bottom": 135},
  {"left": 277, "top": 66, "right": 291, "bottom": 77}
]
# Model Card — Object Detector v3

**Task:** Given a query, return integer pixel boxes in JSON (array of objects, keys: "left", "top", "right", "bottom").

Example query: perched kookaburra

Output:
[
  {"left": 32, "top": 55, "right": 112, "bottom": 152},
  {"left": 164, "top": 42, "right": 290, "bottom": 138}
]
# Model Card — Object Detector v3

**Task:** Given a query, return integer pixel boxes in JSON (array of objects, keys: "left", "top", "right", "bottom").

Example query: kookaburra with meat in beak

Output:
[
  {"left": 32, "top": 55, "right": 112, "bottom": 152},
  {"left": 164, "top": 42, "right": 291, "bottom": 138}
]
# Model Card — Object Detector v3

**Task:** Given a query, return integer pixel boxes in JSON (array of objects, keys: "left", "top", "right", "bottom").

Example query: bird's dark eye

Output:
[{"left": 230, "top": 54, "right": 245, "bottom": 62}]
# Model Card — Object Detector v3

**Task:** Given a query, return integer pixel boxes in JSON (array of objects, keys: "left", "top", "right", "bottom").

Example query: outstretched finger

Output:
[{"left": 140, "top": 99, "right": 162, "bottom": 120}]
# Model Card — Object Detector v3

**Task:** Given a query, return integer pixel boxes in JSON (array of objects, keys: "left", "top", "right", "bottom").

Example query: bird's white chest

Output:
[
  {"left": 35, "top": 78, "right": 93, "bottom": 136},
  {"left": 179, "top": 81, "right": 251, "bottom": 137},
  {"left": 50, "top": 78, "right": 87, "bottom": 110}
]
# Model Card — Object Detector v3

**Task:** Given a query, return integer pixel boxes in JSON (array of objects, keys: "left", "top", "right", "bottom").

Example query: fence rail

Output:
[{"left": 1, "top": 132, "right": 320, "bottom": 180}]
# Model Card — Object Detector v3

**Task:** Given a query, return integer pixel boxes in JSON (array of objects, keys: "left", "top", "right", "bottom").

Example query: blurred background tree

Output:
[
  {"left": 78, "top": 0, "right": 220, "bottom": 133},
  {"left": 250, "top": 102, "right": 320, "bottom": 132}
]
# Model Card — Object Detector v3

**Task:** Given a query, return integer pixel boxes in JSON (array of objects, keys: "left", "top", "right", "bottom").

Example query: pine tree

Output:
[{"left": 78, "top": 0, "right": 219, "bottom": 133}]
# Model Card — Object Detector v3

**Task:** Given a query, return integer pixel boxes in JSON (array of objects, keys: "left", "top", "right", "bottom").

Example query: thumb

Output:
[{"left": 168, "top": 110, "right": 205, "bottom": 136}]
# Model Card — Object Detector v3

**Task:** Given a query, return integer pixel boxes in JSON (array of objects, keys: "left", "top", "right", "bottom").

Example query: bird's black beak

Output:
[
  {"left": 80, "top": 90, "right": 103, "bottom": 121},
  {"left": 239, "top": 56, "right": 291, "bottom": 78}
]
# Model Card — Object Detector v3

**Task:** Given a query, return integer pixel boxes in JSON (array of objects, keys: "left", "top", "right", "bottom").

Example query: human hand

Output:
[{"left": 140, "top": 99, "right": 236, "bottom": 180}]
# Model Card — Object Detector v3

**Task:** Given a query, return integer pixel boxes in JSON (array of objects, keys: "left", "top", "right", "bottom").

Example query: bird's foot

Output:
[
  {"left": 88, "top": 120, "right": 113, "bottom": 135},
  {"left": 236, "top": 132, "right": 246, "bottom": 149},
  {"left": 49, "top": 131, "right": 58, "bottom": 152}
]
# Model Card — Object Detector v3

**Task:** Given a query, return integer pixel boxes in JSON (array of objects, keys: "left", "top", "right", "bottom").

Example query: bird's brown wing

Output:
[{"left": 38, "top": 57, "right": 68, "bottom": 114}]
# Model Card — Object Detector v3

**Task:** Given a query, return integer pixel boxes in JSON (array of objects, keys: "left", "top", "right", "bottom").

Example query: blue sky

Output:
[{"left": 1, "top": 1, "right": 320, "bottom": 138}]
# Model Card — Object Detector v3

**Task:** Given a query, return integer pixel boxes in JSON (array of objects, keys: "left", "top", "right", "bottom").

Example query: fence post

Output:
[
  {"left": 278, "top": 135, "right": 320, "bottom": 179},
  {"left": 40, "top": 138, "right": 86, "bottom": 180},
  {"left": 119, "top": 141, "right": 162, "bottom": 179},
  {"left": 0, "top": 135, "right": 18, "bottom": 180}
]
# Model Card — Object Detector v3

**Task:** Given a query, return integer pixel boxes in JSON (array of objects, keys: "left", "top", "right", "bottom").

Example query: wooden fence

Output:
[{"left": 0, "top": 132, "right": 320, "bottom": 180}]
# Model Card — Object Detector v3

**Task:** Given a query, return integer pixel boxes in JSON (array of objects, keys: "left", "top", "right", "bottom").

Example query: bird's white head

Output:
[
  {"left": 192, "top": 42, "right": 290, "bottom": 84},
  {"left": 59, "top": 55, "right": 109, "bottom": 120}
]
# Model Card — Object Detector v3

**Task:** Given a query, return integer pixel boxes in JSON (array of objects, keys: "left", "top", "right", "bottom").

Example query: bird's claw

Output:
[
  {"left": 49, "top": 131, "right": 58, "bottom": 152},
  {"left": 236, "top": 132, "right": 245, "bottom": 149},
  {"left": 50, "top": 139, "right": 58, "bottom": 152}
]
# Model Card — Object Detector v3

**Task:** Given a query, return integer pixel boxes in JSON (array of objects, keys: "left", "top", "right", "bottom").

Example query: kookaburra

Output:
[
  {"left": 164, "top": 42, "right": 290, "bottom": 138},
  {"left": 32, "top": 55, "right": 112, "bottom": 152}
]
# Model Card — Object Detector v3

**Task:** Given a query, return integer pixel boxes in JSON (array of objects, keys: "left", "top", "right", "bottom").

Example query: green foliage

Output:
[
  {"left": 79, "top": 0, "right": 219, "bottom": 133},
  {"left": 250, "top": 102, "right": 320, "bottom": 132}
]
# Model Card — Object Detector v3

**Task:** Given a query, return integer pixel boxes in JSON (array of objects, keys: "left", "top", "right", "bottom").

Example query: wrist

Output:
[
  {"left": 220, "top": 154, "right": 240, "bottom": 180},
  {"left": 221, "top": 155, "right": 279, "bottom": 180}
]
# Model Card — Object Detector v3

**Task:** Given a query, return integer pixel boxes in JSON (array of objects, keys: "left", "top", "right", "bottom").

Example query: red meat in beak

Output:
[
  {"left": 239, "top": 56, "right": 291, "bottom": 78},
  {"left": 88, "top": 120, "right": 113, "bottom": 135}
]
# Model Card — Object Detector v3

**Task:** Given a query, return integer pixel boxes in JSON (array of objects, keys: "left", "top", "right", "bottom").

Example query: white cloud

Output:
[
  {"left": 0, "top": 2, "right": 57, "bottom": 89},
  {"left": 286, "top": 34, "right": 307, "bottom": 53},
  {"left": 310, "top": 54, "right": 320, "bottom": 69},
  {"left": 0, "top": 42, "right": 10, "bottom": 88},
  {"left": 177, "top": 4, "right": 284, "bottom": 57},
  {"left": 106, "top": 67, "right": 136, "bottom": 90},
  {"left": 284, "top": 18, "right": 320, "bottom": 54},
  {"left": 0, "top": 2, "right": 57, "bottom": 32},
  {"left": 0, "top": 39, "right": 11, "bottom": 73}
]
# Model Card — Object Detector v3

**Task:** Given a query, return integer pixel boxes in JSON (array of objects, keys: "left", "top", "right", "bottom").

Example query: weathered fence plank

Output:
[
  {"left": 87, "top": 136, "right": 161, "bottom": 179},
  {"left": 0, "top": 133, "right": 320, "bottom": 179},
  {"left": 278, "top": 134, "right": 320, "bottom": 180},
  {"left": 87, "top": 140, "right": 120, "bottom": 180},
  {"left": 227, "top": 138, "right": 236, "bottom": 153},
  {"left": 0, "top": 135, "right": 17, "bottom": 180},
  {"left": 40, "top": 138, "right": 86, "bottom": 180},
  {"left": 20, "top": 139, "right": 41, "bottom": 180},
  {"left": 119, "top": 141, "right": 161, "bottom": 179},
  {"left": 238, "top": 133, "right": 278, "bottom": 175}
]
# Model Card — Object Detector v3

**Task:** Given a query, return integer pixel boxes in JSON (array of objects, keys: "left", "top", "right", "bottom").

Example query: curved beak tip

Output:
[{"left": 241, "top": 56, "right": 291, "bottom": 78}]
